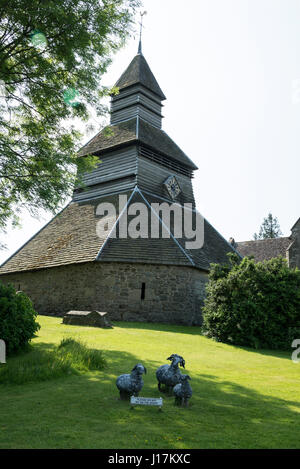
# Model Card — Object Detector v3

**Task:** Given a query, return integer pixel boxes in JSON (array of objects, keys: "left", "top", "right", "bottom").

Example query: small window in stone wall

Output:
[{"left": 141, "top": 282, "right": 146, "bottom": 300}]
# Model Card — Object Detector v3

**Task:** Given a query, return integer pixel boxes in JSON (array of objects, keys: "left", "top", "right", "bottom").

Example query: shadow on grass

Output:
[
  {"left": 1, "top": 346, "right": 300, "bottom": 448},
  {"left": 114, "top": 321, "right": 293, "bottom": 361},
  {"left": 82, "top": 349, "right": 300, "bottom": 448},
  {"left": 114, "top": 321, "right": 203, "bottom": 336},
  {"left": 0, "top": 340, "right": 106, "bottom": 386},
  {"left": 40, "top": 315, "right": 293, "bottom": 361}
]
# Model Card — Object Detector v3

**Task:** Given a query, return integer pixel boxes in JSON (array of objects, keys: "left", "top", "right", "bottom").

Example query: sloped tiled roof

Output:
[
  {"left": 0, "top": 189, "right": 237, "bottom": 275},
  {"left": 139, "top": 120, "right": 198, "bottom": 170},
  {"left": 139, "top": 192, "right": 236, "bottom": 269},
  {"left": 202, "top": 219, "right": 242, "bottom": 266},
  {"left": 77, "top": 119, "right": 136, "bottom": 157},
  {"left": 0, "top": 198, "right": 111, "bottom": 274},
  {"left": 100, "top": 190, "right": 210, "bottom": 269},
  {"left": 236, "top": 237, "right": 291, "bottom": 262},
  {"left": 0, "top": 191, "right": 197, "bottom": 273},
  {"left": 291, "top": 217, "right": 300, "bottom": 231},
  {"left": 114, "top": 54, "right": 166, "bottom": 100},
  {"left": 78, "top": 117, "right": 198, "bottom": 170}
]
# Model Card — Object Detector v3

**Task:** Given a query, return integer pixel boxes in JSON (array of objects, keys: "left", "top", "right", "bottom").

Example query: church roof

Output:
[
  {"left": 236, "top": 237, "right": 291, "bottom": 262},
  {"left": 114, "top": 53, "right": 166, "bottom": 100},
  {"left": 77, "top": 117, "right": 198, "bottom": 170},
  {"left": 291, "top": 217, "right": 300, "bottom": 231},
  {"left": 0, "top": 50, "right": 238, "bottom": 277},
  {"left": 0, "top": 189, "right": 237, "bottom": 275}
]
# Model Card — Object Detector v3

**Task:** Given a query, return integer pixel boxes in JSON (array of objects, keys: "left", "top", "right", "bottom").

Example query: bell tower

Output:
[
  {"left": 74, "top": 47, "right": 198, "bottom": 207},
  {"left": 0, "top": 38, "right": 238, "bottom": 326}
]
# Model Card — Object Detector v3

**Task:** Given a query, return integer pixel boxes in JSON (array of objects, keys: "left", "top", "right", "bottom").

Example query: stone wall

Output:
[
  {"left": 288, "top": 219, "right": 300, "bottom": 269},
  {"left": 0, "top": 262, "right": 209, "bottom": 326},
  {"left": 288, "top": 239, "right": 300, "bottom": 269}
]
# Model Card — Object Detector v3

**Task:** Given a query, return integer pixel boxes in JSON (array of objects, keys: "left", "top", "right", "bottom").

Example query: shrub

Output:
[
  {"left": 202, "top": 254, "right": 300, "bottom": 350},
  {"left": 0, "top": 338, "right": 107, "bottom": 385},
  {"left": 0, "top": 282, "right": 40, "bottom": 354}
]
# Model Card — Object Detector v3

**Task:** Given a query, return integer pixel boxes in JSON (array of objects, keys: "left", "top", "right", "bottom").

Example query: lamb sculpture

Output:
[
  {"left": 173, "top": 374, "right": 192, "bottom": 407},
  {"left": 156, "top": 354, "right": 185, "bottom": 393},
  {"left": 116, "top": 363, "right": 147, "bottom": 400}
]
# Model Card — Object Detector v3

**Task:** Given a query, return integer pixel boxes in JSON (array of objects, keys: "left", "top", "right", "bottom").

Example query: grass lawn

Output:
[{"left": 0, "top": 315, "right": 299, "bottom": 449}]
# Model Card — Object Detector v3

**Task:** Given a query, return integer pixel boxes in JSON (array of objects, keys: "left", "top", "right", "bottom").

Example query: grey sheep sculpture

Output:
[
  {"left": 173, "top": 374, "right": 192, "bottom": 407},
  {"left": 156, "top": 354, "right": 185, "bottom": 393},
  {"left": 116, "top": 363, "right": 147, "bottom": 400}
]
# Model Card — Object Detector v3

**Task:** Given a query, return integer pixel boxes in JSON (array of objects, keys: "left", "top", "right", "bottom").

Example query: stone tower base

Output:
[{"left": 0, "top": 262, "right": 208, "bottom": 326}]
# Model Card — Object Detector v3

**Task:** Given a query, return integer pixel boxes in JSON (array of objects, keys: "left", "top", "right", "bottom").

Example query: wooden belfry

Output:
[{"left": 0, "top": 32, "right": 238, "bottom": 325}]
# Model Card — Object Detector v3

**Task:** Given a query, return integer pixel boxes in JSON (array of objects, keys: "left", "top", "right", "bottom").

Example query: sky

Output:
[{"left": 1, "top": 0, "right": 299, "bottom": 264}]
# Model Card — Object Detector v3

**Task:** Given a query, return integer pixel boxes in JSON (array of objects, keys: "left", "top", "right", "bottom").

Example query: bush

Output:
[
  {"left": 202, "top": 254, "right": 300, "bottom": 350},
  {"left": 0, "top": 282, "right": 40, "bottom": 354},
  {"left": 0, "top": 338, "right": 107, "bottom": 385}
]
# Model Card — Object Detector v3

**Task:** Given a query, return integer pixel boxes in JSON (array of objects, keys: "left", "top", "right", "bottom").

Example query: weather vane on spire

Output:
[{"left": 138, "top": 11, "right": 147, "bottom": 54}]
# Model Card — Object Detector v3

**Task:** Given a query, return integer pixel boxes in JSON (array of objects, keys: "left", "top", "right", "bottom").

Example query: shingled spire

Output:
[
  {"left": 78, "top": 50, "right": 198, "bottom": 172},
  {"left": 110, "top": 52, "right": 166, "bottom": 129},
  {"left": 114, "top": 54, "right": 166, "bottom": 100}
]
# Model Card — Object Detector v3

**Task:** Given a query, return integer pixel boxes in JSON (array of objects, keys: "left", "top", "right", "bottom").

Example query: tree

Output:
[
  {"left": 0, "top": 0, "right": 140, "bottom": 237},
  {"left": 253, "top": 213, "right": 283, "bottom": 240},
  {"left": 202, "top": 254, "right": 300, "bottom": 350},
  {"left": 0, "top": 281, "right": 40, "bottom": 354}
]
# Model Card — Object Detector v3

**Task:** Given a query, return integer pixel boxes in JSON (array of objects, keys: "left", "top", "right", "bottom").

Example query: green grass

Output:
[
  {"left": 0, "top": 337, "right": 106, "bottom": 385},
  {"left": 0, "top": 315, "right": 299, "bottom": 449}
]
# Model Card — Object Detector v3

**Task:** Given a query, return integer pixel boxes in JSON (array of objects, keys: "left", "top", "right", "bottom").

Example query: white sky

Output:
[{"left": 1, "top": 0, "right": 299, "bottom": 264}]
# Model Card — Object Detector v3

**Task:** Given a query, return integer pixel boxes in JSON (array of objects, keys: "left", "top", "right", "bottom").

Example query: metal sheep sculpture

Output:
[
  {"left": 173, "top": 374, "right": 192, "bottom": 407},
  {"left": 156, "top": 354, "right": 185, "bottom": 393},
  {"left": 116, "top": 363, "right": 147, "bottom": 400}
]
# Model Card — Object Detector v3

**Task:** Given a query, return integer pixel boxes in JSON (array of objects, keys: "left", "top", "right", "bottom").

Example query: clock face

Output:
[{"left": 164, "top": 175, "right": 182, "bottom": 200}]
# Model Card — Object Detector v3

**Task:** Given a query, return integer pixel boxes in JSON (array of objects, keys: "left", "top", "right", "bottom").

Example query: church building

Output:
[
  {"left": 235, "top": 218, "right": 300, "bottom": 269},
  {"left": 0, "top": 44, "right": 238, "bottom": 325}
]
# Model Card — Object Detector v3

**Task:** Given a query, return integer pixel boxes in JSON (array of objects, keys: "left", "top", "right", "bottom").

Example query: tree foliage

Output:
[
  {"left": 202, "top": 254, "right": 300, "bottom": 350},
  {"left": 0, "top": 282, "right": 40, "bottom": 354},
  {"left": 0, "top": 0, "right": 140, "bottom": 233},
  {"left": 254, "top": 213, "right": 283, "bottom": 239}
]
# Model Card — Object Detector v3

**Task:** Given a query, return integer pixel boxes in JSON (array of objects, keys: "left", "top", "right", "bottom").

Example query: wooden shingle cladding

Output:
[
  {"left": 73, "top": 146, "right": 138, "bottom": 202},
  {"left": 77, "top": 117, "right": 197, "bottom": 170},
  {"left": 138, "top": 146, "right": 193, "bottom": 178},
  {"left": 110, "top": 53, "right": 166, "bottom": 128},
  {"left": 136, "top": 155, "right": 195, "bottom": 206},
  {"left": 111, "top": 103, "right": 162, "bottom": 129},
  {"left": 137, "top": 119, "right": 198, "bottom": 170},
  {"left": 77, "top": 119, "right": 137, "bottom": 157},
  {"left": 111, "top": 86, "right": 163, "bottom": 129},
  {"left": 74, "top": 144, "right": 194, "bottom": 205},
  {"left": 114, "top": 53, "right": 166, "bottom": 100},
  {"left": 111, "top": 86, "right": 163, "bottom": 111}
]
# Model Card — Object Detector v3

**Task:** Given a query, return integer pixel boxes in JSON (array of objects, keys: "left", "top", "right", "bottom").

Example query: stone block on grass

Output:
[{"left": 63, "top": 311, "right": 113, "bottom": 328}]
